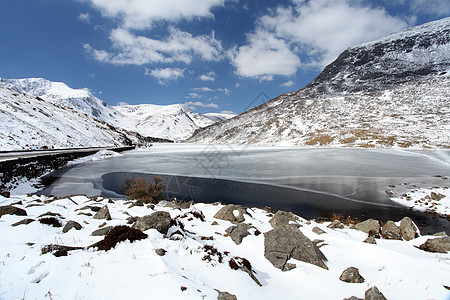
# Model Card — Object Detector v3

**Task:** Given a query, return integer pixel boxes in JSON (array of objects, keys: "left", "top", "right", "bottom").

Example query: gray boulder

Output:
[
  {"left": 264, "top": 224, "right": 327, "bottom": 270},
  {"left": 365, "top": 286, "right": 387, "bottom": 300},
  {"left": 312, "top": 227, "right": 326, "bottom": 235},
  {"left": 419, "top": 237, "right": 450, "bottom": 253},
  {"left": 381, "top": 221, "right": 401, "bottom": 240},
  {"left": 214, "top": 205, "right": 247, "bottom": 223},
  {"left": 268, "top": 210, "right": 298, "bottom": 228},
  {"left": 91, "top": 226, "right": 114, "bottom": 236},
  {"left": 132, "top": 211, "right": 172, "bottom": 235},
  {"left": 399, "top": 217, "right": 418, "bottom": 241},
  {"left": 0, "top": 205, "right": 27, "bottom": 218},
  {"left": 364, "top": 236, "right": 377, "bottom": 244},
  {"left": 93, "top": 205, "right": 111, "bottom": 220},
  {"left": 355, "top": 219, "right": 380, "bottom": 235},
  {"left": 63, "top": 220, "right": 82, "bottom": 233},
  {"left": 339, "top": 267, "right": 365, "bottom": 283},
  {"left": 225, "top": 223, "right": 252, "bottom": 245},
  {"left": 328, "top": 220, "right": 344, "bottom": 229},
  {"left": 216, "top": 290, "right": 238, "bottom": 300}
]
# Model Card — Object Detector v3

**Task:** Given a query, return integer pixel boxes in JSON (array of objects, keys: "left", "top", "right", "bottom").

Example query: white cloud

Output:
[
  {"left": 78, "top": 13, "right": 91, "bottom": 23},
  {"left": 191, "top": 87, "right": 230, "bottom": 94},
  {"left": 199, "top": 71, "right": 216, "bottom": 81},
  {"left": 410, "top": 0, "right": 450, "bottom": 16},
  {"left": 230, "top": 0, "right": 409, "bottom": 79},
  {"left": 280, "top": 80, "right": 295, "bottom": 87},
  {"left": 117, "top": 101, "right": 129, "bottom": 106},
  {"left": 84, "top": 27, "right": 223, "bottom": 65},
  {"left": 220, "top": 110, "right": 235, "bottom": 114},
  {"left": 230, "top": 29, "right": 301, "bottom": 79},
  {"left": 80, "top": 0, "right": 227, "bottom": 29},
  {"left": 186, "top": 92, "right": 202, "bottom": 99},
  {"left": 145, "top": 67, "right": 185, "bottom": 85},
  {"left": 185, "top": 101, "right": 219, "bottom": 109}
]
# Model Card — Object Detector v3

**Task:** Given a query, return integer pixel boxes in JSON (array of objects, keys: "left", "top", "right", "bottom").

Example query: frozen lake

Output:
[{"left": 41, "top": 144, "right": 450, "bottom": 233}]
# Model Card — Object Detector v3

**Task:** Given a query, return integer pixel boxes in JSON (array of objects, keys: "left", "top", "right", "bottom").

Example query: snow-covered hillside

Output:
[
  {"left": 114, "top": 104, "right": 226, "bottom": 141},
  {"left": 0, "top": 78, "right": 233, "bottom": 142},
  {"left": 189, "top": 17, "right": 450, "bottom": 148},
  {"left": 0, "top": 86, "right": 131, "bottom": 151}
]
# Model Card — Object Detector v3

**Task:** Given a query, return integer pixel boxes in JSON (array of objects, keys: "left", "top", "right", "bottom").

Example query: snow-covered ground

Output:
[
  {"left": 391, "top": 187, "right": 450, "bottom": 216},
  {"left": 0, "top": 193, "right": 449, "bottom": 300}
]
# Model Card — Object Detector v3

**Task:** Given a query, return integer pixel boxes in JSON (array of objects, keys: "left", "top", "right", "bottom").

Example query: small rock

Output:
[
  {"left": 433, "top": 231, "right": 448, "bottom": 237},
  {"left": 93, "top": 205, "right": 112, "bottom": 220},
  {"left": 165, "top": 199, "right": 194, "bottom": 209},
  {"left": 129, "top": 199, "right": 144, "bottom": 208},
  {"left": 355, "top": 219, "right": 380, "bottom": 235},
  {"left": 155, "top": 248, "right": 167, "bottom": 256},
  {"left": 225, "top": 223, "right": 252, "bottom": 245},
  {"left": 12, "top": 218, "right": 35, "bottom": 226},
  {"left": 0, "top": 205, "right": 27, "bottom": 218},
  {"left": 211, "top": 221, "right": 219, "bottom": 226},
  {"left": 419, "top": 237, "right": 450, "bottom": 253},
  {"left": 343, "top": 297, "right": 363, "bottom": 300},
  {"left": 264, "top": 224, "right": 327, "bottom": 270},
  {"left": 229, "top": 256, "right": 261, "bottom": 286},
  {"left": 268, "top": 210, "right": 298, "bottom": 228},
  {"left": 365, "top": 286, "right": 387, "bottom": 300},
  {"left": 381, "top": 221, "right": 402, "bottom": 240},
  {"left": 91, "top": 226, "right": 114, "bottom": 236},
  {"left": 312, "top": 227, "right": 326, "bottom": 235},
  {"left": 214, "top": 205, "right": 248, "bottom": 223},
  {"left": 62, "top": 220, "right": 82, "bottom": 233},
  {"left": 38, "top": 211, "right": 63, "bottom": 218},
  {"left": 430, "top": 192, "right": 445, "bottom": 201},
  {"left": 41, "top": 244, "right": 84, "bottom": 257},
  {"left": 363, "top": 236, "right": 377, "bottom": 244},
  {"left": 385, "top": 190, "right": 393, "bottom": 195},
  {"left": 39, "top": 217, "right": 62, "bottom": 227},
  {"left": 216, "top": 290, "right": 238, "bottom": 300},
  {"left": 399, "top": 217, "right": 418, "bottom": 241},
  {"left": 132, "top": 211, "right": 172, "bottom": 235},
  {"left": 339, "top": 267, "right": 365, "bottom": 283},
  {"left": 328, "top": 220, "right": 344, "bottom": 229}
]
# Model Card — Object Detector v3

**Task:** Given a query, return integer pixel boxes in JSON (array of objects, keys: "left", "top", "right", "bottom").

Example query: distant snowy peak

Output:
[
  {"left": 204, "top": 112, "right": 236, "bottom": 123},
  {"left": 0, "top": 77, "right": 120, "bottom": 125},
  {"left": 303, "top": 17, "right": 450, "bottom": 97},
  {"left": 114, "top": 103, "right": 217, "bottom": 141}
]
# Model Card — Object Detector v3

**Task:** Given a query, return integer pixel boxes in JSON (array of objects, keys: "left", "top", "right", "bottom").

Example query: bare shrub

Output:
[{"left": 123, "top": 176, "right": 166, "bottom": 204}]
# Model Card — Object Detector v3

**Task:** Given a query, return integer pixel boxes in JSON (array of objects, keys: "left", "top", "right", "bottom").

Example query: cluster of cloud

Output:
[{"left": 80, "top": 0, "right": 446, "bottom": 84}]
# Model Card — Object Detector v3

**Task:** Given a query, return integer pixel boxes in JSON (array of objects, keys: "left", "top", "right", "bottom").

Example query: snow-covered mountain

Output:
[
  {"left": 189, "top": 17, "right": 450, "bottom": 148},
  {"left": 0, "top": 78, "right": 234, "bottom": 143},
  {"left": 0, "top": 86, "right": 132, "bottom": 151},
  {"left": 114, "top": 104, "right": 230, "bottom": 141}
]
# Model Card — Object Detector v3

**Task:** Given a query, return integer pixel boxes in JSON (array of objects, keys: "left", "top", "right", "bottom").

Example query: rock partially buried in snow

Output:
[
  {"left": 225, "top": 223, "right": 252, "bottom": 245},
  {"left": 132, "top": 211, "right": 172, "bottom": 235},
  {"left": 355, "top": 219, "right": 380, "bottom": 235},
  {"left": 93, "top": 205, "right": 111, "bottom": 220},
  {"left": 381, "top": 221, "right": 401, "bottom": 240},
  {"left": 12, "top": 218, "right": 35, "bottom": 227},
  {"left": 62, "top": 220, "right": 82, "bottom": 233},
  {"left": 90, "top": 225, "right": 148, "bottom": 251},
  {"left": 91, "top": 226, "right": 114, "bottom": 236},
  {"left": 214, "top": 205, "right": 247, "bottom": 223},
  {"left": 264, "top": 224, "right": 327, "bottom": 270},
  {"left": 327, "top": 219, "right": 344, "bottom": 229},
  {"left": 419, "top": 237, "right": 450, "bottom": 253},
  {"left": 312, "top": 226, "right": 326, "bottom": 235},
  {"left": 339, "top": 266, "right": 365, "bottom": 283},
  {"left": 268, "top": 210, "right": 298, "bottom": 228},
  {"left": 364, "top": 236, "right": 377, "bottom": 244},
  {"left": 365, "top": 286, "right": 387, "bottom": 300},
  {"left": 399, "top": 217, "right": 418, "bottom": 241},
  {"left": 216, "top": 290, "right": 238, "bottom": 300},
  {"left": 0, "top": 205, "right": 27, "bottom": 218}
]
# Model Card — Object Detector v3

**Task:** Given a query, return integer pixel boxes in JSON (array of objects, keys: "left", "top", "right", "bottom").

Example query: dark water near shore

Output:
[{"left": 40, "top": 145, "right": 450, "bottom": 235}]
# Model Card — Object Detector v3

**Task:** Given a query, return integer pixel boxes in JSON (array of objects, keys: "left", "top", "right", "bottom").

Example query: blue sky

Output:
[{"left": 0, "top": 0, "right": 449, "bottom": 114}]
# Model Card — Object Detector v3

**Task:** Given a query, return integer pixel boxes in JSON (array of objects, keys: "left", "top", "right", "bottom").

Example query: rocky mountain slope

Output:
[
  {"left": 0, "top": 86, "right": 132, "bottom": 151},
  {"left": 0, "top": 78, "right": 235, "bottom": 144},
  {"left": 188, "top": 17, "right": 450, "bottom": 148}
]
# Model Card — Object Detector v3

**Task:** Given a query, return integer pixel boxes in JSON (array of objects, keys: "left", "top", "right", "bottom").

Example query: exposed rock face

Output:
[
  {"left": 365, "top": 286, "right": 387, "bottom": 300},
  {"left": 62, "top": 220, "right": 82, "bottom": 233},
  {"left": 419, "top": 237, "right": 450, "bottom": 253},
  {"left": 381, "top": 221, "right": 402, "bottom": 240},
  {"left": 0, "top": 205, "right": 27, "bottom": 218},
  {"left": 93, "top": 205, "right": 112, "bottom": 220},
  {"left": 214, "top": 205, "right": 247, "bottom": 223},
  {"left": 268, "top": 210, "right": 298, "bottom": 228},
  {"left": 355, "top": 219, "right": 380, "bottom": 235},
  {"left": 225, "top": 223, "right": 252, "bottom": 245},
  {"left": 264, "top": 224, "right": 327, "bottom": 270},
  {"left": 399, "top": 217, "right": 418, "bottom": 241},
  {"left": 339, "top": 267, "right": 365, "bottom": 283},
  {"left": 132, "top": 211, "right": 172, "bottom": 235}
]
